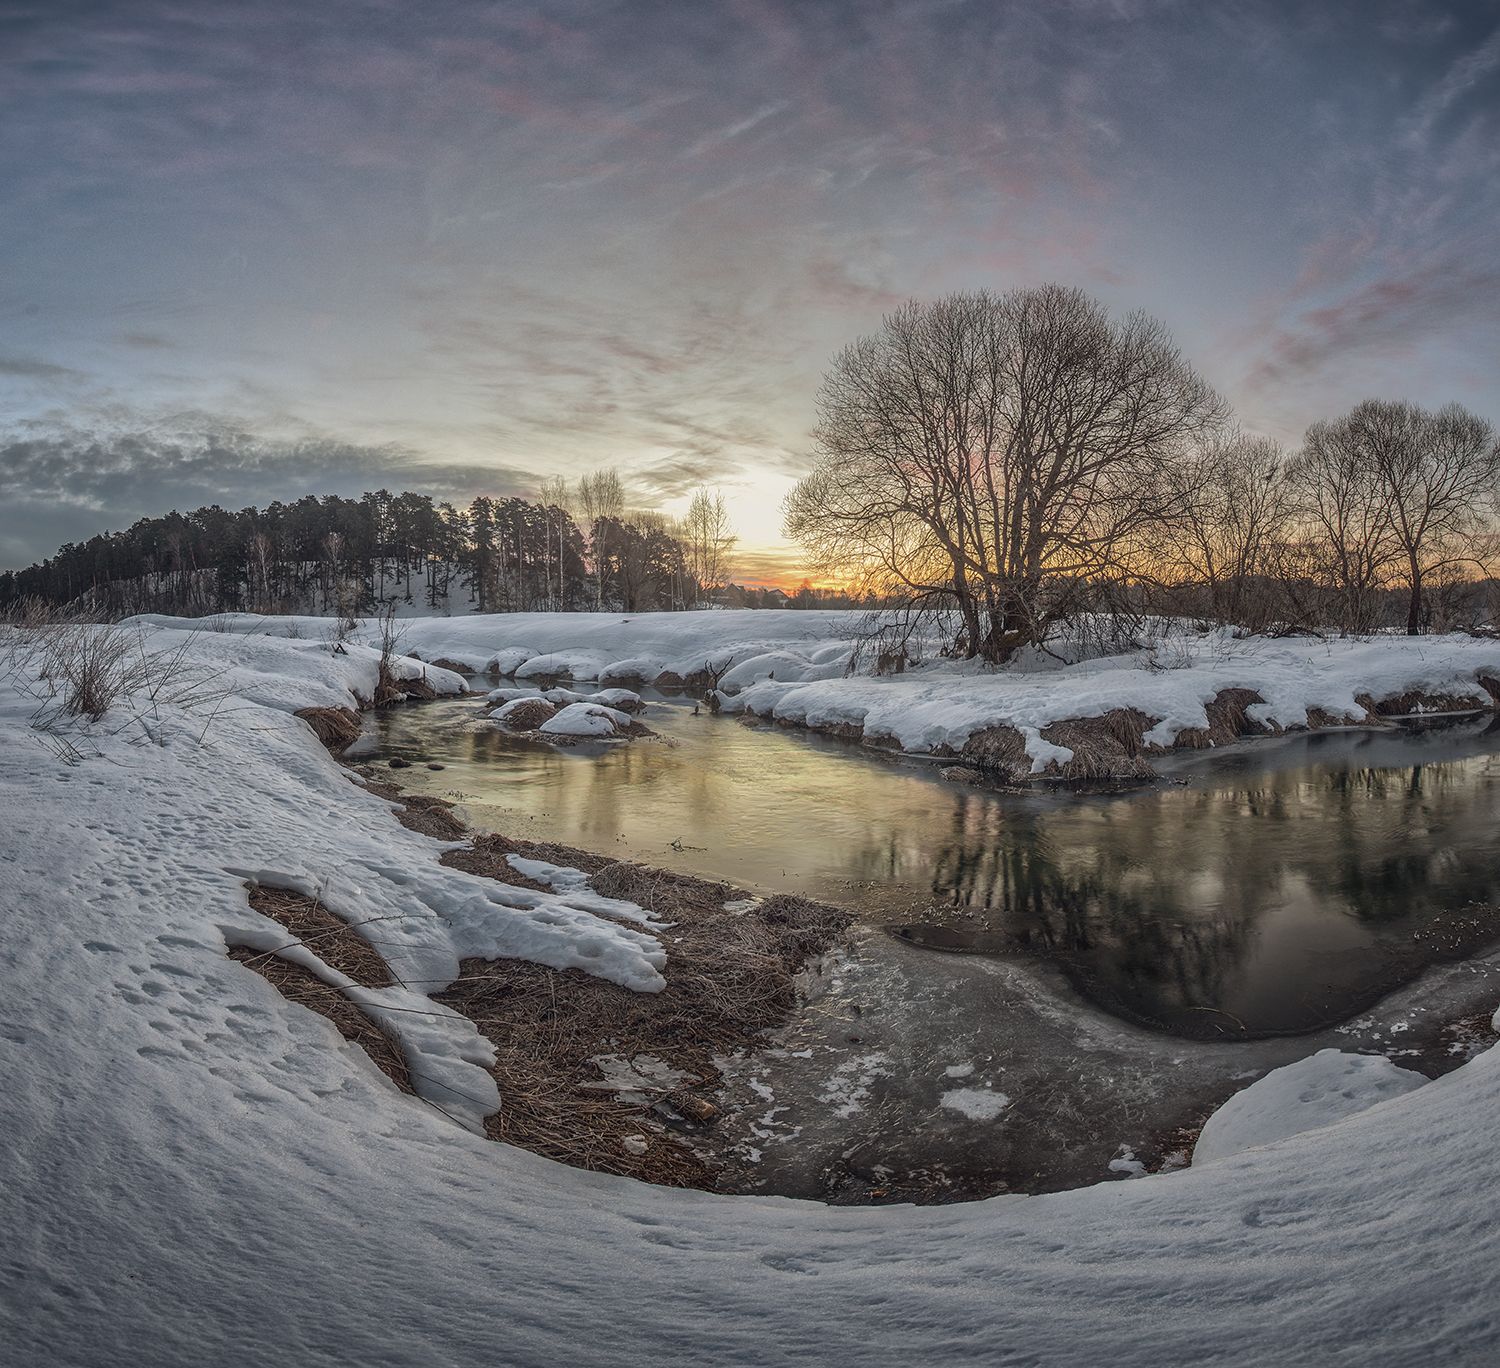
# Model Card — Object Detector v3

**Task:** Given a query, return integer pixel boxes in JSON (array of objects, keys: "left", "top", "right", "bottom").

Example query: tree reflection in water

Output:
[
  {"left": 378, "top": 701, "right": 1500, "bottom": 1040},
  {"left": 902, "top": 746, "right": 1500, "bottom": 1036}
]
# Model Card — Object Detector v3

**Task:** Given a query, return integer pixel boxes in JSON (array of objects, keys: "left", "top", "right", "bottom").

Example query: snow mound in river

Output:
[{"left": 540, "top": 701, "right": 635, "bottom": 737}]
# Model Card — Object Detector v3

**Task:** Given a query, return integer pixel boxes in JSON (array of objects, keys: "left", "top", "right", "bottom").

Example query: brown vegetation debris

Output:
[
  {"left": 245, "top": 884, "right": 395, "bottom": 988},
  {"left": 1038, "top": 709, "right": 1159, "bottom": 781},
  {"left": 374, "top": 670, "right": 440, "bottom": 707},
  {"left": 294, "top": 705, "right": 363, "bottom": 751},
  {"left": 1171, "top": 687, "right": 1272, "bottom": 749},
  {"left": 1357, "top": 688, "right": 1489, "bottom": 718},
  {"left": 490, "top": 697, "right": 558, "bottom": 730},
  {"left": 229, "top": 809, "right": 852, "bottom": 1190},
  {"left": 227, "top": 946, "right": 413, "bottom": 1093},
  {"left": 394, "top": 795, "right": 468, "bottom": 840},
  {"left": 436, "top": 834, "right": 852, "bottom": 1186}
]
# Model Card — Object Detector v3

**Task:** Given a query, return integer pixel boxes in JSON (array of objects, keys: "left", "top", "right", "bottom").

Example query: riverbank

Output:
[
  {"left": 369, "top": 689, "right": 1500, "bottom": 1199},
  {"left": 131, "top": 610, "right": 1500, "bottom": 782},
  {"left": 8, "top": 616, "right": 1500, "bottom": 1366},
  {"left": 295, "top": 734, "right": 854, "bottom": 1190}
]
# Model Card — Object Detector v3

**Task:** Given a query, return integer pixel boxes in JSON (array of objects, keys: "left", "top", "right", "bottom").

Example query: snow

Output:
[
  {"left": 1193, "top": 1049, "right": 1429, "bottom": 1165},
  {"left": 584, "top": 1053, "right": 694, "bottom": 1103},
  {"left": 6, "top": 612, "right": 1500, "bottom": 1366},
  {"left": 485, "top": 684, "right": 543, "bottom": 704},
  {"left": 504, "top": 854, "right": 662, "bottom": 927},
  {"left": 538, "top": 701, "right": 633, "bottom": 737},
  {"left": 492, "top": 695, "right": 551, "bottom": 724},
  {"left": 939, "top": 1086, "right": 1012, "bottom": 1121},
  {"left": 730, "top": 631, "right": 1500, "bottom": 767},
  {"left": 129, "top": 611, "right": 1500, "bottom": 773}
]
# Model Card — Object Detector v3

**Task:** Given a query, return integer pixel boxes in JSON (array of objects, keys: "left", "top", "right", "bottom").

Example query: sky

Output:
[{"left": 1, "top": 0, "right": 1498, "bottom": 582}]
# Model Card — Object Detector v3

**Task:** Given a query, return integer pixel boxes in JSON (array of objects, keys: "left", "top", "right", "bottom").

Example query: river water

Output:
[
  {"left": 369, "top": 695, "right": 1500, "bottom": 1037},
  {"left": 363, "top": 692, "right": 1500, "bottom": 1197}
]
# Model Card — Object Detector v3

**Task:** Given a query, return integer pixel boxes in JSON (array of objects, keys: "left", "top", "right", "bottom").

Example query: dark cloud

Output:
[
  {"left": 0, "top": 418, "right": 531, "bottom": 569},
  {"left": 0, "top": 355, "right": 82, "bottom": 380},
  {"left": 1245, "top": 262, "right": 1500, "bottom": 399},
  {"left": 629, "top": 452, "right": 741, "bottom": 503}
]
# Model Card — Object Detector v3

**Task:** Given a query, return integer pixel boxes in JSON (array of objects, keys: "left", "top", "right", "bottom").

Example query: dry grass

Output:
[
  {"left": 294, "top": 705, "right": 363, "bottom": 750},
  {"left": 1357, "top": 687, "right": 1490, "bottom": 717},
  {"left": 435, "top": 832, "right": 852, "bottom": 1187},
  {"left": 244, "top": 883, "right": 395, "bottom": 987},
  {"left": 228, "top": 945, "right": 413, "bottom": 1093},
  {"left": 960, "top": 712, "right": 1160, "bottom": 783},
  {"left": 1038, "top": 709, "right": 1158, "bottom": 781},
  {"left": 489, "top": 697, "right": 557, "bottom": 730},
  {"left": 356, "top": 772, "right": 470, "bottom": 839},
  {"left": 1171, "top": 687, "right": 1269, "bottom": 749},
  {"left": 1, "top": 605, "right": 230, "bottom": 758},
  {"left": 227, "top": 821, "right": 852, "bottom": 1190}
]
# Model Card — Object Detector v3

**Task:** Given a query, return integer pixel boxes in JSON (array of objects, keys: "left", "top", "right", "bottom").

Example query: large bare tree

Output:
[{"left": 785, "top": 285, "right": 1227, "bottom": 662}]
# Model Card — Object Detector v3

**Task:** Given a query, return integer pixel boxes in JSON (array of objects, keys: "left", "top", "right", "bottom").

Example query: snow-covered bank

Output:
[
  {"left": 7, "top": 621, "right": 1500, "bottom": 1365},
  {"left": 132, "top": 610, "right": 1500, "bottom": 777}
]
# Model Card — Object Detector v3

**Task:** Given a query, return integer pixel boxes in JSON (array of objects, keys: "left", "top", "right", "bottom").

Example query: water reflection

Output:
[{"left": 375, "top": 699, "right": 1500, "bottom": 1039}]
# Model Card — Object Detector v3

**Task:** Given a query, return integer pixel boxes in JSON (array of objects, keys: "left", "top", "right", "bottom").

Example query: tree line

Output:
[
  {"left": 786, "top": 285, "right": 1500, "bottom": 662},
  {"left": 0, "top": 483, "right": 740, "bottom": 619}
]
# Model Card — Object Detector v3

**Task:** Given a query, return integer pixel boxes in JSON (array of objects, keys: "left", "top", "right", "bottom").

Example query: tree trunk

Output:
[{"left": 1406, "top": 557, "right": 1422, "bottom": 636}]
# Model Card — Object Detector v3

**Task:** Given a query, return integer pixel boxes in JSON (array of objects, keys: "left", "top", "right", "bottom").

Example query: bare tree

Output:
[
  {"left": 1164, "top": 433, "right": 1296, "bottom": 630},
  {"left": 681, "top": 487, "right": 737, "bottom": 604},
  {"left": 1288, "top": 414, "right": 1399, "bottom": 636},
  {"left": 1367, "top": 401, "right": 1499, "bottom": 634},
  {"left": 578, "top": 468, "right": 625, "bottom": 612},
  {"left": 1290, "top": 400, "right": 1500, "bottom": 635},
  {"left": 785, "top": 286, "right": 1227, "bottom": 662},
  {"left": 538, "top": 476, "right": 571, "bottom": 611}
]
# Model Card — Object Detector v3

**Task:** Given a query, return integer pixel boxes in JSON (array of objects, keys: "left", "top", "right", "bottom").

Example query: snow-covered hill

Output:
[{"left": 4, "top": 618, "right": 1500, "bottom": 1366}]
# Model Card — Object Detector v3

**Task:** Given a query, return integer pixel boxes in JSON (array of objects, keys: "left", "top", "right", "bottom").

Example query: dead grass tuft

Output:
[
  {"left": 1172, "top": 687, "right": 1271, "bottom": 749},
  {"left": 393, "top": 794, "right": 468, "bottom": 840},
  {"left": 959, "top": 724, "right": 1030, "bottom": 773},
  {"left": 1039, "top": 710, "right": 1158, "bottom": 782},
  {"left": 1357, "top": 688, "right": 1489, "bottom": 717},
  {"left": 490, "top": 697, "right": 557, "bottom": 730},
  {"left": 294, "top": 705, "right": 362, "bottom": 750}
]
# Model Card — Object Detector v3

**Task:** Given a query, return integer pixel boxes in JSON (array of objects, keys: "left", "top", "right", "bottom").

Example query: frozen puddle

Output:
[{"left": 707, "top": 929, "right": 1500, "bottom": 1201}]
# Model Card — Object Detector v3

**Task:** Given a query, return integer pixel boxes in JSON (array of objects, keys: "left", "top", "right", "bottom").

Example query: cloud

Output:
[
  {"left": 115, "top": 332, "right": 175, "bottom": 350},
  {"left": 726, "top": 544, "right": 816, "bottom": 589},
  {"left": 0, "top": 417, "right": 532, "bottom": 569},
  {"left": 0, "top": 355, "right": 82, "bottom": 380},
  {"left": 1244, "top": 261, "right": 1500, "bottom": 398},
  {"left": 1400, "top": 23, "right": 1500, "bottom": 149},
  {"left": 628, "top": 451, "right": 738, "bottom": 503}
]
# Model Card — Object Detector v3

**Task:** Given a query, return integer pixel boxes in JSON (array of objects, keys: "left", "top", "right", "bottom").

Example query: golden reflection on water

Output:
[{"left": 379, "top": 700, "right": 1500, "bottom": 1036}]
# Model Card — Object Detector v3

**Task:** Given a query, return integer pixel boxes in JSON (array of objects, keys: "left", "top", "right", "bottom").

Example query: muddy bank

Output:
[
  {"left": 232, "top": 706, "right": 853, "bottom": 1192},
  {"left": 733, "top": 681, "right": 1500, "bottom": 786}
]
